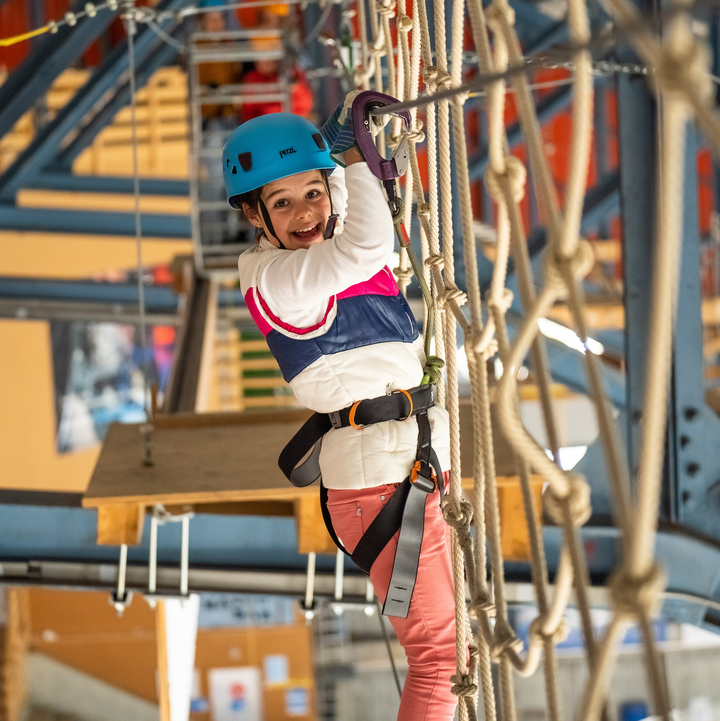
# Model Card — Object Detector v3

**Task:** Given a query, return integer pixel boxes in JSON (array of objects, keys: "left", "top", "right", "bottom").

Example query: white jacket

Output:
[{"left": 238, "top": 163, "right": 450, "bottom": 490}]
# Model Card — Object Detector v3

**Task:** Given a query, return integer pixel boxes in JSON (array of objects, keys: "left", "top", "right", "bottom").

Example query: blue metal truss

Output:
[
  {"left": 0, "top": 0, "right": 188, "bottom": 204},
  {"left": 25, "top": 173, "right": 189, "bottom": 196},
  {"left": 0, "top": 205, "right": 190, "bottom": 237},
  {"left": 0, "top": 277, "right": 245, "bottom": 308},
  {"left": 0, "top": 0, "right": 119, "bottom": 140},
  {"left": 51, "top": 27, "right": 184, "bottom": 172}
]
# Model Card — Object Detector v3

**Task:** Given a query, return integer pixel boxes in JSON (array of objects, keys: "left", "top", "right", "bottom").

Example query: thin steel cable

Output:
[
  {"left": 125, "top": 10, "right": 154, "bottom": 458},
  {"left": 377, "top": 601, "right": 403, "bottom": 698}
]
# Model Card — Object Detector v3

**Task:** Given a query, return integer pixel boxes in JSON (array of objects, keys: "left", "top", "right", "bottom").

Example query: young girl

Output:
[{"left": 224, "top": 111, "right": 458, "bottom": 721}]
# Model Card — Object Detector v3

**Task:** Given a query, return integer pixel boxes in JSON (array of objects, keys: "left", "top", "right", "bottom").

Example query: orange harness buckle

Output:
[
  {"left": 410, "top": 460, "right": 437, "bottom": 491},
  {"left": 392, "top": 388, "right": 414, "bottom": 421},
  {"left": 348, "top": 400, "right": 366, "bottom": 430}
]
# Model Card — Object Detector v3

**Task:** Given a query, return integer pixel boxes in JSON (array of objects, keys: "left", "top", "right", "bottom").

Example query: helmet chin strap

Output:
[
  {"left": 258, "top": 198, "right": 286, "bottom": 250},
  {"left": 258, "top": 174, "right": 339, "bottom": 249}
]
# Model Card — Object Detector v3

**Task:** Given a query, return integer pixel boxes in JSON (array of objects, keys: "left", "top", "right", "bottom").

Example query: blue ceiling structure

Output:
[{"left": 1, "top": 0, "right": 720, "bottom": 635}]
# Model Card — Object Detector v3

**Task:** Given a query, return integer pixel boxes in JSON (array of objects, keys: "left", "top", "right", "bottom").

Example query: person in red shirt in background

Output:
[{"left": 240, "top": 6, "right": 314, "bottom": 122}]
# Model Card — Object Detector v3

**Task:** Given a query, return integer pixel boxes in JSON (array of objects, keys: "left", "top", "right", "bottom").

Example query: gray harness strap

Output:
[{"left": 382, "top": 472, "right": 435, "bottom": 618}]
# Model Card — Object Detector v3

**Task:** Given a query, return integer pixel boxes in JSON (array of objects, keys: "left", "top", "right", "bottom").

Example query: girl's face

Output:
[{"left": 244, "top": 170, "right": 332, "bottom": 251}]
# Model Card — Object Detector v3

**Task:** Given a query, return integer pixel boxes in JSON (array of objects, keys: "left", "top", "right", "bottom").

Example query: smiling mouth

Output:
[{"left": 291, "top": 223, "right": 322, "bottom": 241}]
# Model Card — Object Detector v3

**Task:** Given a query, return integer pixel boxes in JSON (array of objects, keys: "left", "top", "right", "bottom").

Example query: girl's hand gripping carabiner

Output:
[{"left": 351, "top": 91, "right": 412, "bottom": 215}]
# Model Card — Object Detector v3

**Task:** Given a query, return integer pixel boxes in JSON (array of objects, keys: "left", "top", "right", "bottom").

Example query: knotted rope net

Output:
[{"left": 349, "top": 0, "right": 717, "bottom": 716}]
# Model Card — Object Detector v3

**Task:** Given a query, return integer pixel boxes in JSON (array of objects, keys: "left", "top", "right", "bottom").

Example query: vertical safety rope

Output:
[{"left": 124, "top": 3, "right": 154, "bottom": 466}]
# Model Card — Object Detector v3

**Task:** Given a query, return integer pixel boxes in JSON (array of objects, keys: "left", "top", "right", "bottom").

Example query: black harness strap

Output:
[
  {"left": 278, "top": 386, "right": 442, "bottom": 618},
  {"left": 279, "top": 385, "right": 433, "bottom": 488},
  {"left": 349, "top": 479, "right": 411, "bottom": 572},
  {"left": 279, "top": 412, "right": 332, "bottom": 487}
]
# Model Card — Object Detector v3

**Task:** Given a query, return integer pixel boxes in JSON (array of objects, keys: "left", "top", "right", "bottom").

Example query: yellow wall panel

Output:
[
  {"left": 0, "top": 320, "right": 98, "bottom": 492},
  {"left": 0, "top": 231, "right": 192, "bottom": 279}
]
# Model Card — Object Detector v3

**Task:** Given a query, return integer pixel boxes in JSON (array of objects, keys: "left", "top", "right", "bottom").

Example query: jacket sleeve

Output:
[{"left": 256, "top": 163, "right": 395, "bottom": 311}]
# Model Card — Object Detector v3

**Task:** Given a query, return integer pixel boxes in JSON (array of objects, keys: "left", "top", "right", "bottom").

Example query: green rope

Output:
[
  {"left": 422, "top": 355, "right": 445, "bottom": 386},
  {"left": 390, "top": 194, "right": 439, "bottom": 376}
]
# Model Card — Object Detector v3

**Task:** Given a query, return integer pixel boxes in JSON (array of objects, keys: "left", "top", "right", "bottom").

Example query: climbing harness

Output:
[{"left": 279, "top": 384, "right": 442, "bottom": 619}]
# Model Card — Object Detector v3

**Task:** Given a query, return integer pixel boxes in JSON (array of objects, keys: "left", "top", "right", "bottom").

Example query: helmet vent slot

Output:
[
  {"left": 238, "top": 152, "right": 253, "bottom": 171},
  {"left": 231, "top": 166, "right": 237, "bottom": 174},
  {"left": 312, "top": 133, "right": 326, "bottom": 150}
]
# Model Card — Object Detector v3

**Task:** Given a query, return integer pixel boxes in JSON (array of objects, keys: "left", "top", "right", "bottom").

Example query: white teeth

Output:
[{"left": 295, "top": 225, "right": 317, "bottom": 233}]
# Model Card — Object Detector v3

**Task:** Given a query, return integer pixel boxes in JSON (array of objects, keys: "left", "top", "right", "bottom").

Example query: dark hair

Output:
[{"left": 230, "top": 168, "right": 330, "bottom": 224}]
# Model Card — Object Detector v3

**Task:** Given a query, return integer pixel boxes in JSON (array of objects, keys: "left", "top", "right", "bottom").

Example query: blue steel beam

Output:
[
  {"left": 26, "top": 173, "right": 189, "bottom": 195},
  {"left": 1, "top": 504, "right": 720, "bottom": 633},
  {"left": 0, "top": 0, "right": 187, "bottom": 202},
  {"left": 0, "top": 277, "right": 180, "bottom": 311},
  {"left": 667, "top": 125, "right": 720, "bottom": 539},
  {"left": 0, "top": 0, "right": 119, "bottom": 141},
  {"left": 509, "top": 0, "right": 556, "bottom": 37},
  {"left": 0, "top": 205, "right": 190, "bottom": 237},
  {"left": 52, "top": 29, "right": 183, "bottom": 171},
  {"left": 0, "top": 277, "right": 245, "bottom": 308},
  {"left": 618, "top": 72, "right": 656, "bottom": 489}
]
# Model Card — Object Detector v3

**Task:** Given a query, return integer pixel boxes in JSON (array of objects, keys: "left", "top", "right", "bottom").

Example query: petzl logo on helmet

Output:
[{"left": 279, "top": 147, "right": 297, "bottom": 158}]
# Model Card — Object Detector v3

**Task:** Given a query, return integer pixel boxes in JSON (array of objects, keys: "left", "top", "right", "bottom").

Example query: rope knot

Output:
[
  {"left": 543, "top": 473, "right": 591, "bottom": 527},
  {"left": 490, "top": 626, "right": 523, "bottom": 661},
  {"left": 485, "top": 156, "right": 526, "bottom": 204},
  {"left": 488, "top": 288, "right": 514, "bottom": 315},
  {"left": 485, "top": 3, "right": 515, "bottom": 30},
  {"left": 417, "top": 202, "right": 431, "bottom": 220},
  {"left": 376, "top": 0, "right": 397, "bottom": 17},
  {"left": 437, "top": 286, "right": 467, "bottom": 310},
  {"left": 450, "top": 673, "right": 478, "bottom": 698},
  {"left": 407, "top": 126, "right": 426, "bottom": 143},
  {"left": 609, "top": 563, "right": 666, "bottom": 617},
  {"left": 434, "top": 70, "right": 452, "bottom": 91},
  {"left": 423, "top": 355, "right": 445, "bottom": 385},
  {"left": 424, "top": 253, "right": 444, "bottom": 269},
  {"left": 442, "top": 497, "right": 474, "bottom": 530},
  {"left": 529, "top": 615, "right": 570, "bottom": 646},
  {"left": 544, "top": 239, "right": 595, "bottom": 296},
  {"left": 423, "top": 65, "right": 439, "bottom": 87},
  {"left": 655, "top": 40, "right": 713, "bottom": 103},
  {"left": 393, "top": 266, "right": 414, "bottom": 284},
  {"left": 397, "top": 13, "right": 412, "bottom": 31},
  {"left": 469, "top": 596, "right": 497, "bottom": 619},
  {"left": 469, "top": 323, "right": 497, "bottom": 359}
]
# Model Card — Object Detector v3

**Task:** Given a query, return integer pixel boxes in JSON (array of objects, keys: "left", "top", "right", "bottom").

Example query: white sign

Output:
[
  {"left": 209, "top": 667, "right": 263, "bottom": 721},
  {"left": 263, "top": 654, "right": 289, "bottom": 687}
]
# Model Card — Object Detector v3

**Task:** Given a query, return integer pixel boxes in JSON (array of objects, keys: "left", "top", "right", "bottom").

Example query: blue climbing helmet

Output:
[{"left": 222, "top": 113, "right": 336, "bottom": 209}]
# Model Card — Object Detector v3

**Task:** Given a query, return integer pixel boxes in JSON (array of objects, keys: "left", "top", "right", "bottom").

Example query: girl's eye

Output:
[
  {"left": 306, "top": 190, "right": 320, "bottom": 199},
  {"left": 274, "top": 199, "right": 288, "bottom": 208}
]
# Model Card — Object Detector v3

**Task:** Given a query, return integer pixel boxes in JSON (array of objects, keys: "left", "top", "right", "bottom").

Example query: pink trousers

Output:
[{"left": 326, "top": 478, "right": 458, "bottom": 721}]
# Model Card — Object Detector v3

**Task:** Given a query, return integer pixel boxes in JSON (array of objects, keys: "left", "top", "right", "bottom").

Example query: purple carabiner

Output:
[{"left": 351, "top": 91, "right": 412, "bottom": 182}]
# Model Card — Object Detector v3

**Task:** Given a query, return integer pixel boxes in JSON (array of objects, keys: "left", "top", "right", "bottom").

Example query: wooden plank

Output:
[
  {"left": 240, "top": 376, "right": 287, "bottom": 389},
  {"left": 294, "top": 494, "right": 337, "bottom": 555},
  {"left": 153, "top": 408, "right": 311, "bottom": 429},
  {"left": 83, "top": 417, "right": 315, "bottom": 507},
  {"left": 96, "top": 503, "right": 145, "bottom": 545},
  {"left": 238, "top": 358, "right": 280, "bottom": 370}
]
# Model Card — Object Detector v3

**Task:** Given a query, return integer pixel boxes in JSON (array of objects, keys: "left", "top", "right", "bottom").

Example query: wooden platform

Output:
[
  {"left": 83, "top": 409, "right": 314, "bottom": 508},
  {"left": 83, "top": 404, "right": 543, "bottom": 558}
]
